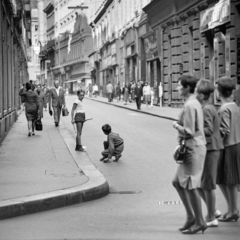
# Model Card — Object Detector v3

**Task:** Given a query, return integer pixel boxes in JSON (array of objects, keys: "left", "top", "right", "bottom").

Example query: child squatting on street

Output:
[{"left": 100, "top": 124, "right": 124, "bottom": 163}]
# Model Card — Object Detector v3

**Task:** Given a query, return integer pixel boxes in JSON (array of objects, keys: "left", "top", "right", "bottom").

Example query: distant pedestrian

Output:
[
  {"left": 106, "top": 81, "right": 113, "bottom": 102},
  {"left": 36, "top": 84, "right": 45, "bottom": 119},
  {"left": 115, "top": 82, "right": 121, "bottom": 102},
  {"left": 19, "top": 82, "right": 39, "bottom": 137},
  {"left": 216, "top": 76, "right": 240, "bottom": 223},
  {"left": 150, "top": 87, "right": 154, "bottom": 108},
  {"left": 131, "top": 82, "right": 136, "bottom": 102},
  {"left": 29, "top": 80, "right": 35, "bottom": 91},
  {"left": 172, "top": 75, "right": 207, "bottom": 234},
  {"left": 196, "top": 79, "right": 222, "bottom": 227},
  {"left": 21, "top": 83, "right": 26, "bottom": 110},
  {"left": 100, "top": 124, "right": 124, "bottom": 163},
  {"left": 71, "top": 90, "right": 86, "bottom": 152},
  {"left": 88, "top": 84, "right": 93, "bottom": 98},
  {"left": 43, "top": 84, "right": 49, "bottom": 111},
  {"left": 93, "top": 83, "right": 99, "bottom": 98},
  {"left": 134, "top": 81, "right": 143, "bottom": 110},
  {"left": 48, "top": 80, "right": 66, "bottom": 127},
  {"left": 122, "top": 83, "right": 129, "bottom": 105},
  {"left": 143, "top": 82, "right": 151, "bottom": 109}
]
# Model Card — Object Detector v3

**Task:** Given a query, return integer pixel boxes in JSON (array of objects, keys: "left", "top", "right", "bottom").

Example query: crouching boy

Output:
[{"left": 100, "top": 124, "right": 124, "bottom": 163}]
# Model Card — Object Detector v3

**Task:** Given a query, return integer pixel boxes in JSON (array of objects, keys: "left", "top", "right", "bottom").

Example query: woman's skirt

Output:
[
  {"left": 74, "top": 112, "right": 86, "bottom": 123},
  {"left": 173, "top": 145, "right": 206, "bottom": 190},
  {"left": 144, "top": 94, "right": 151, "bottom": 103},
  {"left": 217, "top": 142, "right": 240, "bottom": 185},
  {"left": 124, "top": 91, "right": 129, "bottom": 102},
  {"left": 201, "top": 150, "right": 220, "bottom": 190},
  {"left": 25, "top": 105, "right": 38, "bottom": 121}
]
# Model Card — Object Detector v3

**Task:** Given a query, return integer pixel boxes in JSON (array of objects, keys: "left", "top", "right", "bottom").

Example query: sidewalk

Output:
[
  {"left": 85, "top": 95, "right": 180, "bottom": 121},
  {"left": 0, "top": 110, "right": 109, "bottom": 219}
]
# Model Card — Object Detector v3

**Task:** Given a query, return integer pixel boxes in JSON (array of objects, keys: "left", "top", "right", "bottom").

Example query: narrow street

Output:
[{"left": 0, "top": 96, "right": 239, "bottom": 240}]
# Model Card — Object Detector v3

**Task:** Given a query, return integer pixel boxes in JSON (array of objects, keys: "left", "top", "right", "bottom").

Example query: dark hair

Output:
[
  {"left": 196, "top": 79, "right": 214, "bottom": 100},
  {"left": 179, "top": 75, "right": 198, "bottom": 93},
  {"left": 26, "top": 82, "right": 32, "bottom": 91},
  {"left": 29, "top": 80, "right": 33, "bottom": 83},
  {"left": 102, "top": 124, "right": 111, "bottom": 134},
  {"left": 77, "top": 89, "right": 85, "bottom": 96},
  {"left": 217, "top": 76, "right": 235, "bottom": 98}
]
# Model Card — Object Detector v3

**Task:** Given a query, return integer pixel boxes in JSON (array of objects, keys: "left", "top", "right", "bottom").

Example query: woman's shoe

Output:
[
  {"left": 206, "top": 219, "right": 218, "bottom": 227},
  {"left": 100, "top": 157, "right": 106, "bottom": 161},
  {"left": 32, "top": 132, "right": 35, "bottom": 136},
  {"left": 28, "top": 132, "right": 31, "bottom": 137},
  {"left": 182, "top": 224, "right": 207, "bottom": 234},
  {"left": 103, "top": 159, "right": 110, "bottom": 163},
  {"left": 218, "top": 213, "right": 239, "bottom": 222},
  {"left": 179, "top": 219, "right": 195, "bottom": 231},
  {"left": 215, "top": 210, "right": 222, "bottom": 219}
]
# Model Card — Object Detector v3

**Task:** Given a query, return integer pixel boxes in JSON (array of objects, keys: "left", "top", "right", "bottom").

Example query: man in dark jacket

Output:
[{"left": 134, "top": 81, "right": 143, "bottom": 110}]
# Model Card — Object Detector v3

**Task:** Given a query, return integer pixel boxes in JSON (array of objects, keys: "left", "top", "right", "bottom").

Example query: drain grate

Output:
[
  {"left": 110, "top": 190, "right": 142, "bottom": 194},
  {"left": 159, "top": 201, "right": 183, "bottom": 205}
]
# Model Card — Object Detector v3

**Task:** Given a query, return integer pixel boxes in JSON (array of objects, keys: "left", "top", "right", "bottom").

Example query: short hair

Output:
[
  {"left": 217, "top": 76, "right": 235, "bottom": 98},
  {"left": 196, "top": 79, "right": 214, "bottom": 100},
  {"left": 102, "top": 124, "right": 111, "bottom": 134},
  {"left": 77, "top": 89, "right": 85, "bottom": 96},
  {"left": 26, "top": 82, "right": 32, "bottom": 91},
  {"left": 179, "top": 75, "right": 198, "bottom": 93},
  {"left": 29, "top": 80, "right": 33, "bottom": 83}
]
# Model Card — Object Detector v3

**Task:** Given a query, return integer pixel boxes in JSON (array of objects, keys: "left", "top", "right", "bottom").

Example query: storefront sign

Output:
[
  {"left": 225, "top": 32, "right": 230, "bottom": 76},
  {"left": 200, "top": 0, "right": 230, "bottom": 33},
  {"left": 145, "top": 31, "right": 158, "bottom": 59},
  {"left": 200, "top": 42, "right": 205, "bottom": 78},
  {"left": 237, "top": 37, "right": 240, "bottom": 84}
]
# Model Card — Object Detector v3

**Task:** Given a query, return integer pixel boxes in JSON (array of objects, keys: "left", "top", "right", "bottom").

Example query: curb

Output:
[
  {"left": 0, "top": 117, "right": 109, "bottom": 220},
  {"left": 86, "top": 97, "right": 178, "bottom": 121}
]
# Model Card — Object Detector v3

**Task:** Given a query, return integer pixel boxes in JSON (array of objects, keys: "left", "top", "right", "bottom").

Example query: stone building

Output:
[
  {"left": 89, "top": 0, "right": 151, "bottom": 97},
  {"left": 41, "top": 0, "right": 101, "bottom": 93},
  {"left": 144, "top": 0, "right": 240, "bottom": 107},
  {"left": 0, "top": 0, "right": 32, "bottom": 143}
]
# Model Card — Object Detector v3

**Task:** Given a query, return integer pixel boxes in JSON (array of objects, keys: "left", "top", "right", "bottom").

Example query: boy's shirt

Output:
[{"left": 107, "top": 132, "right": 124, "bottom": 158}]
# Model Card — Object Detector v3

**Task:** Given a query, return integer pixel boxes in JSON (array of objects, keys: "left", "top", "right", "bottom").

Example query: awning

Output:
[{"left": 64, "top": 80, "right": 78, "bottom": 83}]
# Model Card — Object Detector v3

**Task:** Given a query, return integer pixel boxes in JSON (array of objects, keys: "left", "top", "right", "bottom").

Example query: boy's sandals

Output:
[{"left": 113, "top": 154, "right": 122, "bottom": 162}]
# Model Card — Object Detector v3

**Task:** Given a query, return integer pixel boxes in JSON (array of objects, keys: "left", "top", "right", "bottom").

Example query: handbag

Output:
[
  {"left": 62, "top": 106, "right": 69, "bottom": 116},
  {"left": 173, "top": 140, "right": 186, "bottom": 164},
  {"left": 35, "top": 119, "right": 43, "bottom": 131}
]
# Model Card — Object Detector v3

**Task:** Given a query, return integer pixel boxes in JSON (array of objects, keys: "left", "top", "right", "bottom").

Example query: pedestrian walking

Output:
[
  {"left": 93, "top": 83, "right": 99, "bottom": 98},
  {"left": 216, "top": 76, "right": 240, "bottom": 222},
  {"left": 195, "top": 79, "right": 222, "bottom": 227},
  {"left": 122, "top": 83, "right": 129, "bottom": 105},
  {"left": 20, "top": 83, "right": 26, "bottom": 110},
  {"left": 134, "top": 81, "right": 143, "bottom": 110},
  {"left": 143, "top": 82, "right": 151, "bottom": 109},
  {"left": 115, "top": 82, "right": 121, "bottom": 102},
  {"left": 131, "top": 82, "right": 136, "bottom": 102},
  {"left": 88, "top": 84, "right": 93, "bottom": 98},
  {"left": 42, "top": 84, "right": 49, "bottom": 111},
  {"left": 19, "top": 82, "right": 39, "bottom": 137},
  {"left": 36, "top": 84, "right": 45, "bottom": 119},
  {"left": 100, "top": 124, "right": 124, "bottom": 163},
  {"left": 48, "top": 80, "right": 66, "bottom": 127},
  {"left": 29, "top": 80, "right": 35, "bottom": 91},
  {"left": 106, "top": 81, "right": 113, "bottom": 102},
  {"left": 150, "top": 87, "right": 154, "bottom": 108},
  {"left": 172, "top": 75, "right": 207, "bottom": 234},
  {"left": 71, "top": 90, "right": 86, "bottom": 152}
]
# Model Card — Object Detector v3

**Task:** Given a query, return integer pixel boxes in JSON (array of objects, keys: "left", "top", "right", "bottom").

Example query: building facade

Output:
[
  {"left": 89, "top": 0, "right": 151, "bottom": 97},
  {"left": 0, "top": 0, "right": 32, "bottom": 143},
  {"left": 40, "top": 0, "right": 101, "bottom": 93},
  {"left": 144, "top": 0, "right": 240, "bottom": 107}
]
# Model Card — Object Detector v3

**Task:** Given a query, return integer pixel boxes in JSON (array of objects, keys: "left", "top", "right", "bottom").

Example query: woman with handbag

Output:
[
  {"left": 19, "top": 82, "right": 39, "bottom": 136},
  {"left": 172, "top": 75, "right": 207, "bottom": 234},
  {"left": 71, "top": 89, "right": 86, "bottom": 151}
]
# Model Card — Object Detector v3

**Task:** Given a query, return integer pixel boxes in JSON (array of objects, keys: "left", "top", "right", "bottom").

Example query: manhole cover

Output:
[
  {"left": 110, "top": 191, "right": 142, "bottom": 194},
  {"left": 159, "top": 201, "right": 183, "bottom": 205}
]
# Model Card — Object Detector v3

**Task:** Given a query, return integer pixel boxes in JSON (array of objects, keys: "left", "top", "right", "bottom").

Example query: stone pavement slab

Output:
[
  {"left": 85, "top": 95, "right": 180, "bottom": 121},
  {"left": 0, "top": 109, "right": 109, "bottom": 219}
]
